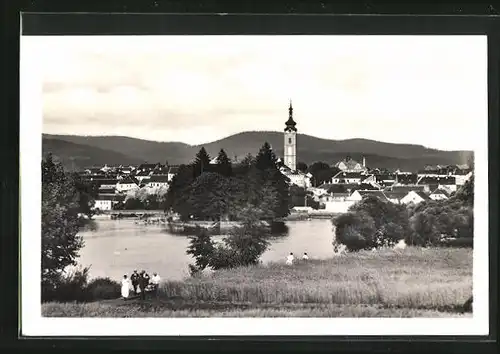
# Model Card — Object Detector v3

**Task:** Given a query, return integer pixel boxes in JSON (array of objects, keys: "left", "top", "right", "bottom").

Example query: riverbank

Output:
[
  {"left": 96, "top": 210, "right": 339, "bottom": 221},
  {"left": 43, "top": 247, "right": 472, "bottom": 317}
]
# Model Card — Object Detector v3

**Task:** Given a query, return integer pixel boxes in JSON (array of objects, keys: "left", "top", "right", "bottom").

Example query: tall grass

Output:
[
  {"left": 43, "top": 247, "right": 472, "bottom": 317},
  {"left": 42, "top": 302, "right": 472, "bottom": 318},
  {"left": 158, "top": 247, "right": 472, "bottom": 310}
]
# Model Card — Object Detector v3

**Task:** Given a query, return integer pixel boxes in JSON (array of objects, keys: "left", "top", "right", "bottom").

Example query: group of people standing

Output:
[
  {"left": 286, "top": 252, "right": 309, "bottom": 265},
  {"left": 121, "top": 270, "right": 161, "bottom": 300}
]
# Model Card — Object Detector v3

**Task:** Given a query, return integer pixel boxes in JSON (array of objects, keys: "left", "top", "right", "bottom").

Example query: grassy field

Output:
[{"left": 42, "top": 247, "right": 473, "bottom": 317}]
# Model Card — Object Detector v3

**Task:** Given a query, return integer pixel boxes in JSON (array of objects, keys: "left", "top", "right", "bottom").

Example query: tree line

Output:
[
  {"left": 42, "top": 154, "right": 100, "bottom": 299},
  {"left": 165, "top": 143, "right": 291, "bottom": 221},
  {"left": 332, "top": 176, "right": 474, "bottom": 251}
]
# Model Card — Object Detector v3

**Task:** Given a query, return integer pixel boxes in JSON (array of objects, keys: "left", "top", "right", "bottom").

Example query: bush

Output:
[
  {"left": 186, "top": 227, "right": 215, "bottom": 274},
  {"left": 186, "top": 209, "right": 270, "bottom": 273},
  {"left": 222, "top": 220, "right": 269, "bottom": 267},
  {"left": 41, "top": 266, "right": 122, "bottom": 303},
  {"left": 42, "top": 266, "right": 90, "bottom": 303},
  {"left": 408, "top": 211, "right": 440, "bottom": 246},
  {"left": 333, "top": 196, "right": 410, "bottom": 251},
  {"left": 209, "top": 244, "right": 241, "bottom": 270},
  {"left": 85, "top": 277, "right": 121, "bottom": 300},
  {"left": 453, "top": 206, "right": 474, "bottom": 239},
  {"left": 376, "top": 222, "right": 405, "bottom": 247},
  {"left": 332, "top": 211, "right": 377, "bottom": 251},
  {"left": 407, "top": 195, "right": 474, "bottom": 247},
  {"left": 440, "top": 237, "right": 473, "bottom": 248}
]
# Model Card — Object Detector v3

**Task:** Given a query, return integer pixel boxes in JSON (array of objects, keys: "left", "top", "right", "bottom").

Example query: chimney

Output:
[{"left": 362, "top": 156, "right": 366, "bottom": 167}]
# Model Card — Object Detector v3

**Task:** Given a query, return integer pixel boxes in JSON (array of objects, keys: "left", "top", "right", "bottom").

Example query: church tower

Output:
[{"left": 284, "top": 100, "right": 297, "bottom": 171}]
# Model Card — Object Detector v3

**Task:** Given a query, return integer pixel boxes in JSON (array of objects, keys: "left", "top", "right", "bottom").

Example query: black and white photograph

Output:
[{"left": 20, "top": 34, "right": 489, "bottom": 336}]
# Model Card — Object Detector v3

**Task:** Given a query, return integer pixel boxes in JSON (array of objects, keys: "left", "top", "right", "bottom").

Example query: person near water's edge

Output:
[
  {"left": 131, "top": 270, "right": 139, "bottom": 294},
  {"left": 151, "top": 272, "right": 161, "bottom": 296},
  {"left": 139, "top": 270, "right": 150, "bottom": 300},
  {"left": 121, "top": 275, "right": 131, "bottom": 300}
]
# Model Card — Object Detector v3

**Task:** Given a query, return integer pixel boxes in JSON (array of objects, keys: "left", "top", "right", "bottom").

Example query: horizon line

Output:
[{"left": 41, "top": 130, "right": 474, "bottom": 152}]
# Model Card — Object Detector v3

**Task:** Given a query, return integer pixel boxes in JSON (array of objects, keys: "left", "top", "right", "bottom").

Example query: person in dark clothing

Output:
[
  {"left": 139, "top": 270, "right": 150, "bottom": 300},
  {"left": 130, "top": 270, "right": 140, "bottom": 294}
]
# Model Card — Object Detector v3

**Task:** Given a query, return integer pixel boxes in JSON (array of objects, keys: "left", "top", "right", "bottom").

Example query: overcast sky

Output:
[{"left": 34, "top": 35, "right": 486, "bottom": 150}]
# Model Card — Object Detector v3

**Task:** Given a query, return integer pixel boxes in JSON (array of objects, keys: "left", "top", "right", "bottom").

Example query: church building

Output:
[
  {"left": 280, "top": 100, "right": 312, "bottom": 189},
  {"left": 284, "top": 100, "right": 297, "bottom": 171}
]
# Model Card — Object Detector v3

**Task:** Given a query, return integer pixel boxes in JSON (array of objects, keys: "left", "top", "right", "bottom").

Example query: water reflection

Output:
[
  {"left": 79, "top": 219, "right": 99, "bottom": 232},
  {"left": 77, "top": 218, "right": 334, "bottom": 281}
]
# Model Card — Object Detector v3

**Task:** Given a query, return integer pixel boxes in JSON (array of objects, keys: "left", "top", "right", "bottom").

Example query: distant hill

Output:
[
  {"left": 42, "top": 138, "right": 143, "bottom": 171},
  {"left": 42, "top": 131, "right": 473, "bottom": 172}
]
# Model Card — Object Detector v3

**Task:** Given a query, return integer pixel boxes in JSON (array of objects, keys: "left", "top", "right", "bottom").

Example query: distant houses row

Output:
[
  {"left": 79, "top": 163, "right": 176, "bottom": 211},
  {"left": 80, "top": 157, "right": 472, "bottom": 212},
  {"left": 298, "top": 157, "right": 472, "bottom": 214},
  {"left": 307, "top": 185, "right": 455, "bottom": 214}
]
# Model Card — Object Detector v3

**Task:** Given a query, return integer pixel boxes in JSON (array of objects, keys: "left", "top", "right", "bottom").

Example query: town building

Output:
[
  {"left": 146, "top": 175, "right": 170, "bottom": 189},
  {"left": 331, "top": 171, "right": 364, "bottom": 184},
  {"left": 429, "top": 188, "right": 451, "bottom": 201},
  {"left": 375, "top": 173, "right": 397, "bottom": 188},
  {"left": 116, "top": 176, "right": 140, "bottom": 193},
  {"left": 275, "top": 101, "right": 313, "bottom": 188},
  {"left": 283, "top": 100, "right": 297, "bottom": 172},
  {"left": 400, "top": 190, "right": 431, "bottom": 205},
  {"left": 417, "top": 164, "right": 472, "bottom": 186},
  {"left": 384, "top": 190, "right": 409, "bottom": 205},
  {"left": 93, "top": 178, "right": 118, "bottom": 190},
  {"left": 348, "top": 190, "right": 389, "bottom": 202},
  {"left": 280, "top": 165, "right": 312, "bottom": 189},
  {"left": 167, "top": 166, "right": 179, "bottom": 182},
  {"left": 334, "top": 156, "right": 368, "bottom": 173},
  {"left": 134, "top": 170, "right": 153, "bottom": 183},
  {"left": 416, "top": 175, "right": 457, "bottom": 193},
  {"left": 94, "top": 194, "right": 126, "bottom": 211},
  {"left": 136, "top": 163, "right": 161, "bottom": 175}
]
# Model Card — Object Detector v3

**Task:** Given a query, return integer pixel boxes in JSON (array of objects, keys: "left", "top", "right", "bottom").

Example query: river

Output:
[{"left": 77, "top": 218, "right": 335, "bottom": 281}]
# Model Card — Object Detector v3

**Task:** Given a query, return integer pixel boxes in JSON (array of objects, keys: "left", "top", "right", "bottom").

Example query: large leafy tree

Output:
[
  {"left": 186, "top": 227, "right": 215, "bottom": 275},
  {"left": 165, "top": 164, "right": 195, "bottom": 220},
  {"left": 308, "top": 162, "right": 340, "bottom": 186},
  {"left": 227, "top": 169, "right": 279, "bottom": 221},
  {"left": 221, "top": 208, "right": 270, "bottom": 266},
  {"left": 348, "top": 195, "right": 410, "bottom": 240},
  {"left": 453, "top": 174, "right": 474, "bottom": 206},
  {"left": 71, "top": 173, "right": 98, "bottom": 218},
  {"left": 254, "top": 142, "right": 290, "bottom": 218},
  {"left": 289, "top": 185, "right": 319, "bottom": 209},
  {"left": 187, "top": 172, "right": 231, "bottom": 220},
  {"left": 208, "top": 208, "right": 271, "bottom": 270},
  {"left": 296, "top": 162, "right": 308, "bottom": 173},
  {"left": 233, "top": 153, "right": 255, "bottom": 176},
  {"left": 41, "top": 154, "right": 84, "bottom": 294}
]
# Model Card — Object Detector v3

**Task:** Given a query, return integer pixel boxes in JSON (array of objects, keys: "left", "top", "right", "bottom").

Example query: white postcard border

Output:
[{"left": 20, "top": 35, "right": 489, "bottom": 337}]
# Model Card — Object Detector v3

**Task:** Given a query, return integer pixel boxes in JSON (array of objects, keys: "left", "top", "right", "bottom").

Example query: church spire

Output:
[{"left": 285, "top": 99, "right": 297, "bottom": 132}]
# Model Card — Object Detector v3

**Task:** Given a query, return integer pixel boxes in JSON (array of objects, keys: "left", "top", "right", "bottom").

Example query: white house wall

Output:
[
  {"left": 324, "top": 200, "right": 356, "bottom": 213},
  {"left": 94, "top": 200, "right": 112, "bottom": 211}
]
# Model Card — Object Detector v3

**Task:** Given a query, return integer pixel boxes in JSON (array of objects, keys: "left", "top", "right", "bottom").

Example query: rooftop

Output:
[{"left": 148, "top": 175, "right": 170, "bottom": 183}]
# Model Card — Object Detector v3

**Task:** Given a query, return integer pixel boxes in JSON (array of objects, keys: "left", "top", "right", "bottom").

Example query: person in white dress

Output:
[
  {"left": 286, "top": 252, "right": 294, "bottom": 265},
  {"left": 121, "top": 274, "right": 131, "bottom": 300},
  {"left": 151, "top": 272, "right": 161, "bottom": 295},
  {"left": 151, "top": 272, "right": 161, "bottom": 286},
  {"left": 302, "top": 252, "right": 309, "bottom": 260}
]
